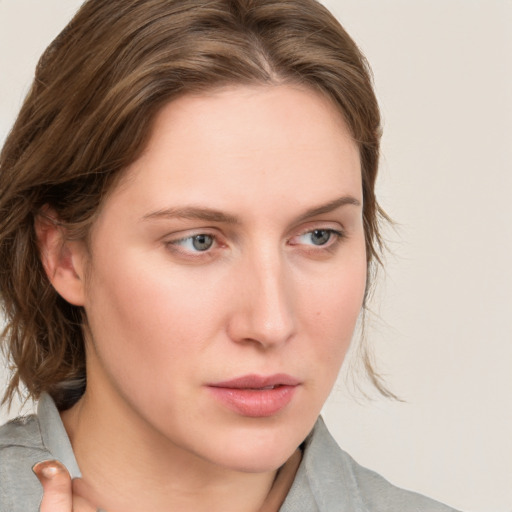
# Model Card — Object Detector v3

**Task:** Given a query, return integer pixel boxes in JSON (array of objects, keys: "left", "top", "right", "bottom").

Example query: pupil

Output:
[
  {"left": 312, "top": 230, "right": 330, "bottom": 245},
  {"left": 192, "top": 234, "right": 213, "bottom": 251}
]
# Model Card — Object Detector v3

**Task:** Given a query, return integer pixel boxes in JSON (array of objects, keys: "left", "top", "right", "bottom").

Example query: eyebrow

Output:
[
  {"left": 294, "top": 196, "right": 361, "bottom": 223},
  {"left": 142, "top": 206, "right": 239, "bottom": 224},
  {"left": 141, "top": 196, "right": 361, "bottom": 224}
]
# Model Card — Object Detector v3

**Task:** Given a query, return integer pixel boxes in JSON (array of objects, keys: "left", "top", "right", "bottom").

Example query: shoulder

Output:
[
  {"left": 0, "top": 413, "right": 43, "bottom": 449},
  {"left": 286, "top": 417, "right": 462, "bottom": 512},
  {"left": 0, "top": 415, "right": 49, "bottom": 512}
]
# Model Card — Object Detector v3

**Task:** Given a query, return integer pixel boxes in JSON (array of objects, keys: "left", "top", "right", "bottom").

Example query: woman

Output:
[{"left": 0, "top": 0, "right": 460, "bottom": 510}]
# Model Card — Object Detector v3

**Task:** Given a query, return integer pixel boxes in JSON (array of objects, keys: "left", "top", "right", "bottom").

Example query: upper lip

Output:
[{"left": 208, "top": 374, "right": 301, "bottom": 389}]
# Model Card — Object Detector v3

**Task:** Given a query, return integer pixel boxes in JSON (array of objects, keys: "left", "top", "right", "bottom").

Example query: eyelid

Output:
[
  {"left": 163, "top": 226, "right": 221, "bottom": 243},
  {"left": 290, "top": 228, "right": 343, "bottom": 245},
  {"left": 285, "top": 229, "right": 345, "bottom": 262},
  {"left": 164, "top": 229, "right": 225, "bottom": 258},
  {"left": 289, "top": 221, "right": 346, "bottom": 242}
]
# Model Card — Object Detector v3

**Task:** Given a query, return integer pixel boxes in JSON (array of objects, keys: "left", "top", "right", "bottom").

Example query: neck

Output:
[{"left": 61, "top": 384, "right": 278, "bottom": 512}]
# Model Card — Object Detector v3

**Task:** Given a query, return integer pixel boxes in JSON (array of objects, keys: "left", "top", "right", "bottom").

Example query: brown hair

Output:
[{"left": 0, "top": 0, "right": 389, "bottom": 409}]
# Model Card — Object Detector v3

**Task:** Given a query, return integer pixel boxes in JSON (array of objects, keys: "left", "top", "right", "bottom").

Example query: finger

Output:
[{"left": 33, "top": 460, "right": 72, "bottom": 512}]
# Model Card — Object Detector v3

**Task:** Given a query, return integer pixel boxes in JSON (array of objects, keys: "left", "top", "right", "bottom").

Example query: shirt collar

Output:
[
  {"left": 38, "top": 393, "right": 82, "bottom": 478},
  {"left": 280, "top": 416, "right": 365, "bottom": 512}
]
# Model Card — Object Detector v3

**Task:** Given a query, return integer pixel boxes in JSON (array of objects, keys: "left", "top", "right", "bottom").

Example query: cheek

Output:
[
  {"left": 86, "top": 244, "right": 236, "bottom": 379},
  {"left": 83, "top": 249, "right": 221, "bottom": 374},
  {"left": 302, "top": 255, "right": 367, "bottom": 367}
]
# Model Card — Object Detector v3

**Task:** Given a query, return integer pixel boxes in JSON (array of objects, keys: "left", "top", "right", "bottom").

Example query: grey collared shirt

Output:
[{"left": 0, "top": 394, "right": 460, "bottom": 511}]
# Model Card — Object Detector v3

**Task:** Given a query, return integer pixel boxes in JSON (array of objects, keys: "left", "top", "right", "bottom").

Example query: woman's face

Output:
[{"left": 77, "top": 84, "right": 366, "bottom": 472}]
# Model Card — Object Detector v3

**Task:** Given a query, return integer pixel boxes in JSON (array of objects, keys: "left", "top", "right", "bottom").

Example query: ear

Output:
[{"left": 34, "top": 208, "right": 87, "bottom": 306}]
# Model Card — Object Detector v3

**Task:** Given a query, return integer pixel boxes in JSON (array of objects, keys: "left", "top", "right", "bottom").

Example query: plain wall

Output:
[{"left": 1, "top": 1, "right": 511, "bottom": 511}]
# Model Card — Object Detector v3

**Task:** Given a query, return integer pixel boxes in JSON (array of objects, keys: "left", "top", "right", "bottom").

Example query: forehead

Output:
[
  {"left": 144, "top": 84, "right": 355, "bottom": 161},
  {"left": 109, "top": 84, "right": 362, "bottom": 220}
]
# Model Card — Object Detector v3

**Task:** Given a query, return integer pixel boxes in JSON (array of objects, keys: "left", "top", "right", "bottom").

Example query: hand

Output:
[{"left": 33, "top": 460, "right": 102, "bottom": 512}]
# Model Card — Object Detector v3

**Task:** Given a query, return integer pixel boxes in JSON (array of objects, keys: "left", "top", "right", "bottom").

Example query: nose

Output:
[{"left": 227, "top": 248, "right": 296, "bottom": 349}]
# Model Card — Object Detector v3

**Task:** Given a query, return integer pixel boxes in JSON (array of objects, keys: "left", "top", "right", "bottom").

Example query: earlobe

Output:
[{"left": 34, "top": 209, "right": 86, "bottom": 307}]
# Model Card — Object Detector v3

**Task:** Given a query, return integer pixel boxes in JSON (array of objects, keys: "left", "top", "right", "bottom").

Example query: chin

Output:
[
  {"left": 214, "top": 446, "right": 297, "bottom": 474},
  {"left": 204, "top": 414, "right": 314, "bottom": 473}
]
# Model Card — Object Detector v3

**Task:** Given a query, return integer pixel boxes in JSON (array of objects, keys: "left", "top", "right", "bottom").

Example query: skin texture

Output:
[{"left": 37, "top": 84, "right": 367, "bottom": 512}]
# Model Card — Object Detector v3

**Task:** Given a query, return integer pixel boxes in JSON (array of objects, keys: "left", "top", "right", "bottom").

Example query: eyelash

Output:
[
  {"left": 165, "top": 227, "right": 345, "bottom": 259},
  {"left": 165, "top": 232, "right": 220, "bottom": 260},
  {"left": 289, "top": 228, "right": 345, "bottom": 250}
]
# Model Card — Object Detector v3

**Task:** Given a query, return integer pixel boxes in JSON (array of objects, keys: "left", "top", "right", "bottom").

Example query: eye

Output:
[
  {"left": 172, "top": 234, "right": 215, "bottom": 252},
  {"left": 306, "top": 229, "right": 332, "bottom": 245},
  {"left": 296, "top": 229, "right": 339, "bottom": 246}
]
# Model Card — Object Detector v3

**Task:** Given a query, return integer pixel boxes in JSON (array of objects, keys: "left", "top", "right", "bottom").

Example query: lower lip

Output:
[{"left": 207, "top": 385, "right": 297, "bottom": 417}]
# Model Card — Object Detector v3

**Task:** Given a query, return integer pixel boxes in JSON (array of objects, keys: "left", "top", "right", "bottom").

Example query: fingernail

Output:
[{"left": 32, "top": 460, "right": 64, "bottom": 480}]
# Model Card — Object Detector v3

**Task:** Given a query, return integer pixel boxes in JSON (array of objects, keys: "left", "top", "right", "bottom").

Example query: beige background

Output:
[{"left": 1, "top": 1, "right": 511, "bottom": 511}]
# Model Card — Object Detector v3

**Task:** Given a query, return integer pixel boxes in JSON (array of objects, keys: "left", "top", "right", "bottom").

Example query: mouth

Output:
[
  {"left": 210, "top": 374, "right": 301, "bottom": 390},
  {"left": 207, "top": 374, "right": 300, "bottom": 417}
]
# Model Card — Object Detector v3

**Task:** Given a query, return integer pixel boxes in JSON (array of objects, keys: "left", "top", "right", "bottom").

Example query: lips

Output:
[
  {"left": 207, "top": 374, "right": 300, "bottom": 417},
  {"left": 210, "top": 374, "right": 301, "bottom": 390}
]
